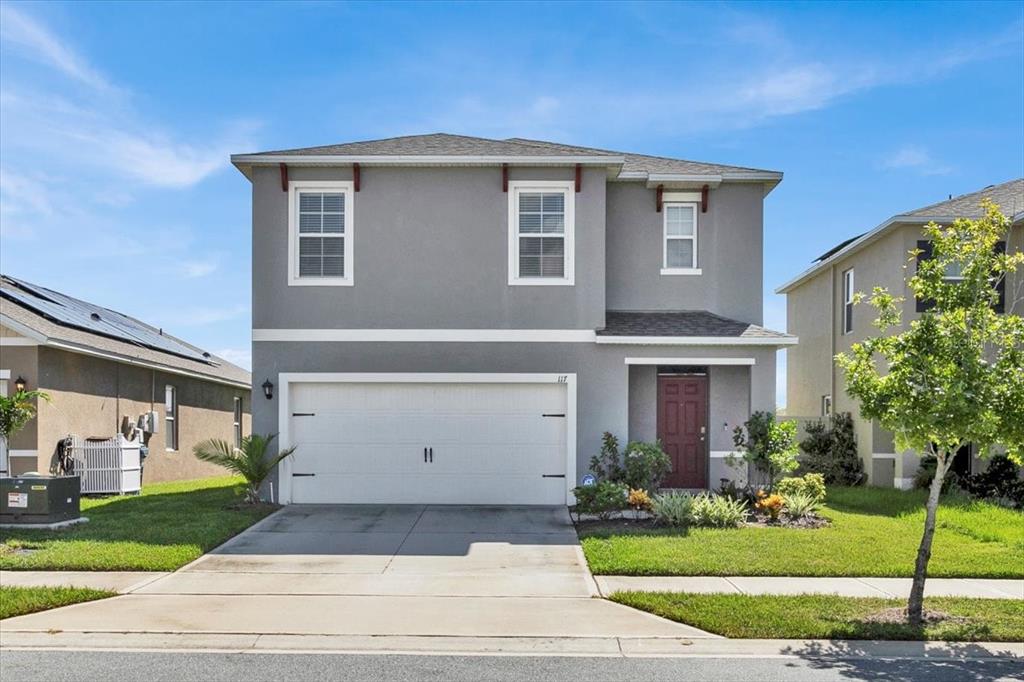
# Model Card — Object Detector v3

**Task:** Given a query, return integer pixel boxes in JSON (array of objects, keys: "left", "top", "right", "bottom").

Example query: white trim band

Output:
[
  {"left": 8, "top": 450, "right": 38, "bottom": 458},
  {"left": 253, "top": 329, "right": 796, "bottom": 346},
  {"left": 872, "top": 453, "right": 897, "bottom": 460},
  {"left": 0, "top": 337, "right": 39, "bottom": 346},
  {"left": 625, "top": 357, "right": 755, "bottom": 366}
]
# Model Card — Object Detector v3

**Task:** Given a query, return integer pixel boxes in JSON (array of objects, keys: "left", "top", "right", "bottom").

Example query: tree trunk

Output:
[{"left": 907, "top": 450, "right": 950, "bottom": 625}]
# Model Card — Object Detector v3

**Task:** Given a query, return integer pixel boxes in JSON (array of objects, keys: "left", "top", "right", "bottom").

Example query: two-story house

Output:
[
  {"left": 777, "top": 179, "right": 1023, "bottom": 489},
  {"left": 232, "top": 133, "right": 794, "bottom": 505}
]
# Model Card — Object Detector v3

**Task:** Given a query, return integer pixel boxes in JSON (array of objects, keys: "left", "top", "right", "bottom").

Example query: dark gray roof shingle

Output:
[
  {"left": 902, "top": 179, "right": 1024, "bottom": 219},
  {"left": 255, "top": 133, "right": 614, "bottom": 158},
  {"left": 243, "top": 133, "right": 781, "bottom": 177},
  {"left": 597, "top": 311, "right": 791, "bottom": 339}
]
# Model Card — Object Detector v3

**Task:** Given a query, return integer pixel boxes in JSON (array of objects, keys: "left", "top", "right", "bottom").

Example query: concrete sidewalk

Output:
[
  {"left": 1, "top": 571, "right": 168, "bottom": 593},
  {"left": 595, "top": 576, "right": 1024, "bottom": 599}
]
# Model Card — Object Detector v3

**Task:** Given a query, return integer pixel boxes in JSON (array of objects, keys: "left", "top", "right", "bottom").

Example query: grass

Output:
[
  {"left": 0, "top": 585, "right": 116, "bottom": 620},
  {"left": 0, "top": 476, "right": 276, "bottom": 571},
  {"left": 610, "top": 592, "right": 1024, "bottom": 641},
  {"left": 580, "top": 486, "right": 1024, "bottom": 577}
]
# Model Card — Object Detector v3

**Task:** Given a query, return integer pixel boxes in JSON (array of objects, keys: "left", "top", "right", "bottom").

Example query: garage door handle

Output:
[
  {"left": 542, "top": 413, "right": 565, "bottom": 418},
  {"left": 292, "top": 473, "right": 316, "bottom": 477},
  {"left": 542, "top": 474, "right": 565, "bottom": 478},
  {"left": 429, "top": 447, "right": 433, "bottom": 463},
  {"left": 424, "top": 447, "right": 428, "bottom": 463},
  {"left": 292, "top": 413, "right": 315, "bottom": 417}
]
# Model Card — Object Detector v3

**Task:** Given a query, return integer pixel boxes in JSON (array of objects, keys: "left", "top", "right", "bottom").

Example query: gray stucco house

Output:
[
  {"left": 232, "top": 134, "right": 794, "bottom": 505},
  {"left": 777, "top": 179, "right": 1023, "bottom": 489}
]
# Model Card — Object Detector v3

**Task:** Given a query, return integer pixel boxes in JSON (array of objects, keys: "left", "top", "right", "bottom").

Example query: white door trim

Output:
[
  {"left": 276, "top": 372, "right": 577, "bottom": 505},
  {"left": 624, "top": 357, "right": 756, "bottom": 366}
]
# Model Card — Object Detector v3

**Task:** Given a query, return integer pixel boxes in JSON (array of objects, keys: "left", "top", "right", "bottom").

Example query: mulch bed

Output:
[{"left": 573, "top": 512, "right": 831, "bottom": 532}]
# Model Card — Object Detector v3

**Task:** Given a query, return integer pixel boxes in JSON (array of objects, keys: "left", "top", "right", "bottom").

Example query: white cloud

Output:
[
  {"left": 0, "top": 4, "right": 111, "bottom": 91},
  {"left": 179, "top": 259, "right": 219, "bottom": 279},
  {"left": 215, "top": 348, "right": 252, "bottom": 371},
  {"left": 883, "top": 145, "right": 953, "bottom": 176}
]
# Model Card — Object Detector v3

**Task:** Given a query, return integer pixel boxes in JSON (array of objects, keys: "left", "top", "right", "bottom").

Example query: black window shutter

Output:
[
  {"left": 994, "top": 241, "right": 1006, "bottom": 313},
  {"left": 915, "top": 240, "right": 934, "bottom": 312}
]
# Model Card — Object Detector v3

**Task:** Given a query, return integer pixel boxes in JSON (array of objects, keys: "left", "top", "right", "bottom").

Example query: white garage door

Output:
[{"left": 287, "top": 381, "right": 569, "bottom": 505}]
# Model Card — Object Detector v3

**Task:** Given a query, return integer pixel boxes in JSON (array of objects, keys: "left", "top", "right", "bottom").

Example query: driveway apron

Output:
[{"left": 0, "top": 505, "right": 713, "bottom": 640}]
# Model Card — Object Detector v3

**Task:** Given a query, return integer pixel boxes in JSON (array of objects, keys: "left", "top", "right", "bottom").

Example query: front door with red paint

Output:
[{"left": 657, "top": 375, "right": 708, "bottom": 489}]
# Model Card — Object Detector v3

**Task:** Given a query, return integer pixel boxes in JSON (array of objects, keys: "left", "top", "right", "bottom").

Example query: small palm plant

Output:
[{"left": 193, "top": 433, "right": 295, "bottom": 504}]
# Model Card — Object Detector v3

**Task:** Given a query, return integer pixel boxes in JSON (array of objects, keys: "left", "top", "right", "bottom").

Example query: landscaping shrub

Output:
[
  {"left": 776, "top": 473, "right": 827, "bottom": 504},
  {"left": 572, "top": 481, "right": 628, "bottom": 520},
  {"left": 651, "top": 491, "right": 694, "bottom": 527},
  {"left": 589, "top": 432, "right": 625, "bottom": 483},
  {"left": 755, "top": 492, "right": 785, "bottom": 521},
  {"left": 799, "top": 412, "right": 864, "bottom": 486},
  {"left": 717, "top": 479, "right": 759, "bottom": 506},
  {"left": 782, "top": 491, "right": 819, "bottom": 520},
  {"left": 627, "top": 488, "right": 652, "bottom": 513},
  {"left": 958, "top": 455, "right": 1024, "bottom": 509},
  {"left": 622, "top": 441, "right": 672, "bottom": 490},
  {"left": 588, "top": 432, "right": 672, "bottom": 491},
  {"left": 731, "top": 411, "right": 799, "bottom": 491},
  {"left": 913, "top": 456, "right": 960, "bottom": 493},
  {"left": 691, "top": 494, "right": 747, "bottom": 528}
]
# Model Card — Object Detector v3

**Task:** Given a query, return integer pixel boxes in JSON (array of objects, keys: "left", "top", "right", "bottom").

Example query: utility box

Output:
[{"left": 0, "top": 475, "right": 82, "bottom": 524}]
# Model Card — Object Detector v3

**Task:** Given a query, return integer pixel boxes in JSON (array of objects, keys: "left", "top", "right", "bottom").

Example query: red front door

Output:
[{"left": 657, "top": 375, "right": 708, "bottom": 489}]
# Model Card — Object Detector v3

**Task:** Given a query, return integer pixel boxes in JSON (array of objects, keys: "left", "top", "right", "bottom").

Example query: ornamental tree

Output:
[
  {"left": 0, "top": 389, "right": 50, "bottom": 449},
  {"left": 731, "top": 411, "right": 800, "bottom": 491},
  {"left": 836, "top": 200, "right": 1023, "bottom": 625}
]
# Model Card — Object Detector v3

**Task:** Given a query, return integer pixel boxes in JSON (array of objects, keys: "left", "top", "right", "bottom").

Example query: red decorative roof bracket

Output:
[
  {"left": 279, "top": 163, "right": 288, "bottom": 192},
  {"left": 575, "top": 164, "right": 582, "bottom": 193},
  {"left": 353, "top": 163, "right": 361, "bottom": 192},
  {"left": 701, "top": 184, "right": 709, "bottom": 213},
  {"left": 656, "top": 184, "right": 664, "bottom": 212},
  {"left": 502, "top": 163, "right": 508, "bottom": 192}
]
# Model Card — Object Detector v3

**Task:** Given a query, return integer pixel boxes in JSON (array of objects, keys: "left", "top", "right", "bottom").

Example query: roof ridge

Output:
[{"left": 901, "top": 178, "right": 1024, "bottom": 217}]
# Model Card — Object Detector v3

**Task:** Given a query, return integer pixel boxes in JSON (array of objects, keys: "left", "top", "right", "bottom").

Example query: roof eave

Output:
[
  {"left": 615, "top": 171, "right": 783, "bottom": 195},
  {"left": 593, "top": 334, "right": 797, "bottom": 346}
]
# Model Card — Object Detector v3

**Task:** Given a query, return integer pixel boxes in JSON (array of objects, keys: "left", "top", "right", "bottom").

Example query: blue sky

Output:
[{"left": 1, "top": 1, "right": 1022, "bottom": 406}]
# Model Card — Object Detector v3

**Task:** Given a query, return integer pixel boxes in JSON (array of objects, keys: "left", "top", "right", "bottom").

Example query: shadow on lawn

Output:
[
  {"left": 825, "top": 487, "right": 981, "bottom": 519},
  {"left": 781, "top": 640, "right": 1023, "bottom": 682},
  {"left": 0, "top": 481, "right": 264, "bottom": 550}
]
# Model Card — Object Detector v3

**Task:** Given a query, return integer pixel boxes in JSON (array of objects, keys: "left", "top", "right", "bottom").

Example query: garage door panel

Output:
[{"left": 287, "top": 381, "right": 568, "bottom": 505}]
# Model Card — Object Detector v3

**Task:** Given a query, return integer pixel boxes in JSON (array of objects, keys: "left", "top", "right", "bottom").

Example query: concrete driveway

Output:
[{"left": 1, "top": 505, "right": 712, "bottom": 645}]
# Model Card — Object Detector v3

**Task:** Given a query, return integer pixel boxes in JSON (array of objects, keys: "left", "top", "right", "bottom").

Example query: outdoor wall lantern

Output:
[
  {"left": 14, "top": 376, "right": 27, "bottom": 392},
  {"left": 261, "top": 379, "right": 274, "bottom": 400}
]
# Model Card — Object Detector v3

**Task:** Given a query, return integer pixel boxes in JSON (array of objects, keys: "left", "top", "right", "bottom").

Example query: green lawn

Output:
[
  {"left": 610, "top": 592, "right": 1024, "bottom": 641},
  {"left": 580, "top": 486, "right": 1024, "bottom": 577},
  {"left": 0, "top": 476, "right": 276, "bottom": 571},
  {"left": 0, "top": 585, "right": 116, "bottom": 620}
]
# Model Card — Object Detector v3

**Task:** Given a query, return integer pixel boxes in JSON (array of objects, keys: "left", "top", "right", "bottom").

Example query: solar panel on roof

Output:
[{"left": 1, "top": 277, "right": 216, "bottom": 365}]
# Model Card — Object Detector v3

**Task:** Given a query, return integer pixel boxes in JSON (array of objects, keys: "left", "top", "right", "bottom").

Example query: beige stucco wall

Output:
[
  {"left": 17, "top": 346, "right": 252, "bottom": 483},
  {"left": 784, "top": 218, "right": 1023, "bottom": 487},
  {"left": 0, "top": 336, "right": 41, "bottom": 475}
]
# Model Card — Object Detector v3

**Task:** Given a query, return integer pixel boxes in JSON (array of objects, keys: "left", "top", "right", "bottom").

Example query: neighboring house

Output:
[
  {"left": 232, "top": 133, "right": 794, "bottom": 505},
  {"left": 777, "top": 179, "right": 1024, "bottom": 489},
  {"left": 0, "top": 275, "right": 252, "bottom": 482}
]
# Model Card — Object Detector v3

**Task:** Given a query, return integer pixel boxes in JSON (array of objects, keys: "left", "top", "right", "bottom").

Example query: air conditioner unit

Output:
[{"left": 67, "top": 435, "right": 142, "bottom": 495}]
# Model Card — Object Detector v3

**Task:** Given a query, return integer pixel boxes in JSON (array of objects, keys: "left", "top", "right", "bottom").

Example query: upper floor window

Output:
[
  {"left": 508, "top": 181, "right": 575, "bottom": 286},
  {"left": 821, "top": 394, "right": 832, "bottom": 417},
  {"left": 842, "top": 268, "right": 855, "bottom": 334},
  {"left": 288, "top": 181, "right": 353, "bottom": 286},
  {"left": 165, "top": 385, "right": 178, "bottom": 451},
  {"left": 233, "top": 396, "right": 243, "bottom": 449},
  {"left": 662, "top": 203, "right": 701, "bottom": 275}
]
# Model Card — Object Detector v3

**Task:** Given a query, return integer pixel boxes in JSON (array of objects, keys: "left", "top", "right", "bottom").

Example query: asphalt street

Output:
[{"left": 1, "top": 650, "right": 1021, "bottom": 682}]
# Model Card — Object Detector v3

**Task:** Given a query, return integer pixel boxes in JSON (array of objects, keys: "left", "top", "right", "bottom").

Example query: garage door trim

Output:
[{"left": 276, "top": 373, "right": 577, "bottom": 505}]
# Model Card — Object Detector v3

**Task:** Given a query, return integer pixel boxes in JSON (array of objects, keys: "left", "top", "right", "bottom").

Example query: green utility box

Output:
[{"left": 0, "top": 475, "right": 82, "bottom": 524}]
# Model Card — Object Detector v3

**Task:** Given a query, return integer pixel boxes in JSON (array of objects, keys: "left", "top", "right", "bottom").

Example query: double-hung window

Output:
[
  {"left": 508, "top": 181, "right": 575, "bottom": 285},
  {"left": 842, "top": 268, "right": 855, "bottom": 334},
  {"left": 288, "top": 181, "right": 353, "bottom": 286},
  {"left": 165, "top": 385, "right": 178, "bottom": 451},
  {"left": 662, "top": 203, "right": 700, "bottom": 275}
]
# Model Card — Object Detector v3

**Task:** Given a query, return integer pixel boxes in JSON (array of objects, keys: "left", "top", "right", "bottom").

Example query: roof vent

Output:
[
  {"left": 202, "top": 352, "right": 211, "bottom": 359},
  {"left": 90, "top": 312, "right": 101, "bottom": 321}
]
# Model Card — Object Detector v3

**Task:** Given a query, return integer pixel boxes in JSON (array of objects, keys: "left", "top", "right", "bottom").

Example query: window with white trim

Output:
[
  {"left": 233, "top": 396, "right": 243, "bottom": 449},
  {"left": 165, "top": 385, "right": 178, "bottom": 451},
  {"left": 288, "top": 181, "right": 353, "bottom": 286},
  {"left": 508, "top": 181, "right": 574, "bottom": 285},
  {"left": 842, "top": 268, "right": 855, "bottom": 334},
  {"left": 662, "top": 203, "right": 700, "bottom": 275}
]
